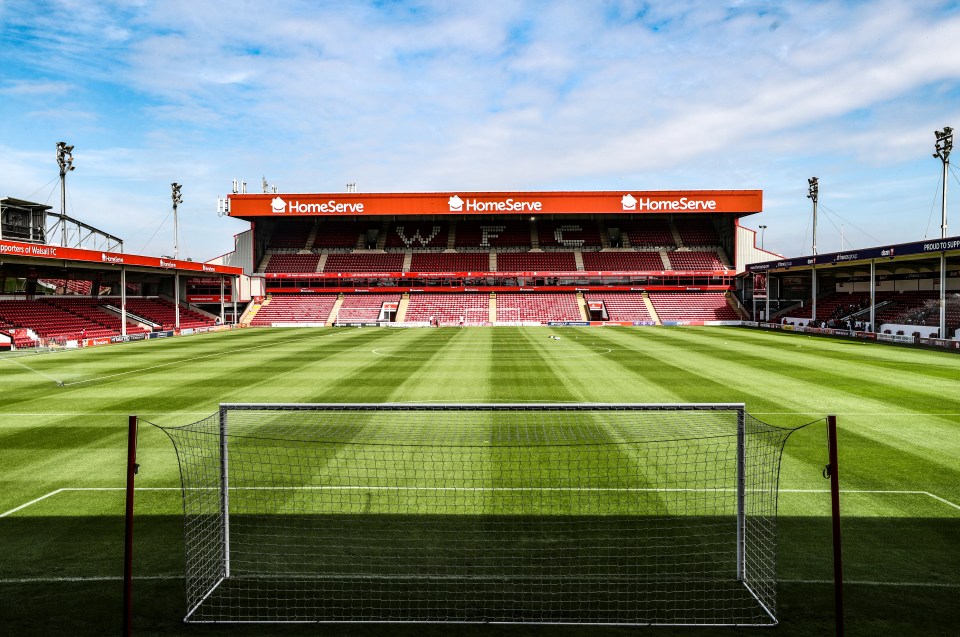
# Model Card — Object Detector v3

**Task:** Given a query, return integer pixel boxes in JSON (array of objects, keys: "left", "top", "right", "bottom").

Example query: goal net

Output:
[
  {"left": 464, "top": 307, "right": 489, "bottom": 325},
  {"left": 158, "top": 403, "right": 798, "bottom": 625}
]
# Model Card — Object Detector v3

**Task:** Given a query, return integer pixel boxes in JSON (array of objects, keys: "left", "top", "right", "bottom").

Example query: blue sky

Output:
[{"left": 2, "top": 0, "right": 960, "bottom": 261}]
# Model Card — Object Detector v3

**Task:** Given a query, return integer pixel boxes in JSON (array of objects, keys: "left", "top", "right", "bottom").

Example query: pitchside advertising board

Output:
[{"left": 227, "top": 190, "right": 762, "bottom": 217}]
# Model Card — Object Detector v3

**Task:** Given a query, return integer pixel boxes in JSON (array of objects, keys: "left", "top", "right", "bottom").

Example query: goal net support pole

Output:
[
  {"left": 122, "top": 415, "right": 139, "bottom": 637},
  {"left": 220, "top": 405, "right": 231, "bottom": 580},
  {"left": 825, "top": 414, "right": 844, "bottom": 636},
  {"left": 157, "top": 403, "right": 808, "bottom": 626}
]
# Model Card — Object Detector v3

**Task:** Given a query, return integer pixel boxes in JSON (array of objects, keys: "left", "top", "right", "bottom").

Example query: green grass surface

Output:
[{"left": 1, "top": 326, "right": 958, "bottom": 635}]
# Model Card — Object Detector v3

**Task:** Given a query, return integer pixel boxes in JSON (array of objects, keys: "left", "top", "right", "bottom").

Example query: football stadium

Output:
[{"left": 2, "top": 170, "right": 960, "bottom": 637}]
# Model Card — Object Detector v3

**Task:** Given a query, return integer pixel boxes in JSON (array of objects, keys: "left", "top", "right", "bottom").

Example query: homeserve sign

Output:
[
  {"left": 448, "top": 195, "right": 542, "bottom": 212},
  {"left": 446, "top": 194, "right": 718, "bottom": 212},
  {"left": 272, "top": 197, "right": 364, "bottom": 214},
  {"left": 621, "top": 194, "right": 717, "bottom": 211}
]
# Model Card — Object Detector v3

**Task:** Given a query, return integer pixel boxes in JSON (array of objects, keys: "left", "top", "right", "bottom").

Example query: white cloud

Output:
[{"left": 3, "top": 1, "right": 960, "bottom": 259}]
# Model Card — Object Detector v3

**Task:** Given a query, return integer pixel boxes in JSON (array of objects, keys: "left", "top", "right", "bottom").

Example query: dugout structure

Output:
[{"left": 159, "top": 403, "right": 799, "bottom": 626}]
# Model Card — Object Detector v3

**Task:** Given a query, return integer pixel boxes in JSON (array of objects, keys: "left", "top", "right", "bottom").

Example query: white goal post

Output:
[{"left": 157, "top": 403, "right": 800, "bottom": 626}]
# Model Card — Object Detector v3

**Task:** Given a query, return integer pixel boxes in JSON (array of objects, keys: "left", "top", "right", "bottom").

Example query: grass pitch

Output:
[{"left": 1, "top": 326, "right": 958, "bottom": 636}]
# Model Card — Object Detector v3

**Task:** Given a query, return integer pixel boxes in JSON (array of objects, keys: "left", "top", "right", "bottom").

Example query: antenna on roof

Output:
[
  {"left": 232, "top": 179, "right": 239, "bottom": 194},
  {"left": 261, "top": 176, "right": 279, "bottom": 194},
  {"left": 347, "top": 182, "right": 357, "bottom": 193}
]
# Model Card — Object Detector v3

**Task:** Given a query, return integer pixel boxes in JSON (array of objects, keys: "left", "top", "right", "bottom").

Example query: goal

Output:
[
  {"left": 496, "top": 307, "right": 521, "bottom": 323},
  {"left": 158, "top": 403, "right": 797, "bottom": 625},
  {"left": 464, "top": 307, "right": 489, "bottom": 325}
]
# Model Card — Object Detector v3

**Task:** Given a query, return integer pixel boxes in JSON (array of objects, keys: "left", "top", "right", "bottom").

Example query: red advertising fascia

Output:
[
  {"left": 0, "top": 239, "right": 242, "bottom": 276},
  {"left": 229, "top": 190, "right": 762, "bottom": 218},
  {"left": 265, "top": 285, "right": 733, "bottom": 294},
  {"left": 262, "top": 269, "right": 732, "bottom": 279},
  {"left": 187, "top": 295, "right": 234, "bottom": 303}
]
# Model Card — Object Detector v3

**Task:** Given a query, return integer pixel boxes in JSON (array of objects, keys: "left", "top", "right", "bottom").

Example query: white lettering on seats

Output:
[
  {"left": 395, "top": 226, "right": 441, "bottom": 247},
  {"left": 554, "top": 225, "right": 583, "bottom": 247},
  {"left": 480, "top": 225, "right": 506, "bottom": 247}
]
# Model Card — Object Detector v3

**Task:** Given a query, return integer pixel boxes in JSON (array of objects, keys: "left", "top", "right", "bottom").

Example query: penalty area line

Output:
[
  {"left": 0, "top": 356, "right": 63, "bottom": 385},
  {"left": 0, "top": 487, "right": 180, "bottom": 518},
  {"left": 59, "top": 329, "right": 344, "bottom": 388}
]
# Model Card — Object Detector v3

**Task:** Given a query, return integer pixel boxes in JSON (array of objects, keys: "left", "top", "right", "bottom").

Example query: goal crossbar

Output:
[{"left": 158, "top": 402, "right": 799, "bottom": 626}]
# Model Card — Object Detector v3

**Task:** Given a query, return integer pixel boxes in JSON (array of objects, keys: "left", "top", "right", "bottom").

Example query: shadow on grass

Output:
[{"left": 1, "top": 515, "right": 958, "bottom": 636}]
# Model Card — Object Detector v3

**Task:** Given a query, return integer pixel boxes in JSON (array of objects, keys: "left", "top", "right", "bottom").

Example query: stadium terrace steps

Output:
[
  {"left": 395, "top": 294, "right": 410, "bottom": 322},
  {"left": 311, "top": 220, "right": 378, "bottom": 249},
  {"left": 268, "top": 222, "right": 313, "bottom": 250},
  {"left": 538, "top": 219, "right": 603, "bottom": 250},
  {"left": 495, "top": 293, "right": 582, "bottom": 322},
  {"left": 322, "top": 253, "right": 404, "bottom": 273},
  {"left": 647, "top": 292, "right": 739, "bottom": 321},
  {"left": 334, "top": 294, "right": 402, "bottom": 323},
  {"left": 386, "top": 221, "right": 448, "bottom": 250},
  {"left": 620, "top": 219, "right": 676, "bottom": 248},
  {"left": 245, "top": 290, "right": 750, "bottom": 325},
  {"left": 264, "top": 253, "right": 322, "bottom": 274},
  {"left": 642, "top": 293, "right": 660, "bottom": 323},
  {"left": 44, "top": 298, "right": 150, "bottom": 336},
  {"left": 112, "top": 297, "right": 215, "bottom": 330},
  {"left": 674, "top": 218, "right": 720, "bottom": 245},
  {"left": 584, "top": 292, "right": 654, "bottom": 322},
  {"left": 326, "top": 296, "right": 344, "bottom": 326},
  {"left": 496, "top": 252, "right": 577, "bottom": 272},
  {"left": 666, "top": 250, "right": 726, "bottom": 270},
  {"left": 409, "top": 252, "right": 489, "bottom": 272},
  {"left": 404, "top": 293, "right": 491, "bottom": 325},
  {"left": 455, "top": 220, "right": 531, "bottom": 250},
  {"left": 0, "top": 299, "right": 126, "bottom": 341},
  {"left": 581, "top": 251, "right": 666, "bottom": 271},
  {"left": 240, "top": 299, "right": 264, "bottom": 326},
  {"left": 250, "top": 294, "right": 337, "bottom": 325}
]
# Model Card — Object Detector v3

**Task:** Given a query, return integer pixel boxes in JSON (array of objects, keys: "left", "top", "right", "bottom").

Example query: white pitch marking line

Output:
[
  {"left": 0, "top": 488, "right": 66, "bottom": 518},
  {"left": 0, "top": 574, "right": 181, "bottom": 584},
  {"left": 0, "top": 412, "right": 216, "bottom": 416},
  {"left": 0, "top": 487, "right": 180, "bottom": 518},
  {"left": 370, "top": 348, "right": 613, "bottom": 360},
  {"left": 59, "top": 329, "right": 342, "bottom": 387},
  {"left": 780, "top": 489, "right": 960, "bottom": 511},
  {"left": 782, "top": 579, "right": 960, "bottom": 589},
  {"left": 0, "top": 356, "right": 63, "bottom": 384},
  {"left": 4, "top": 487, "right": 959, "bottom": 517}
]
